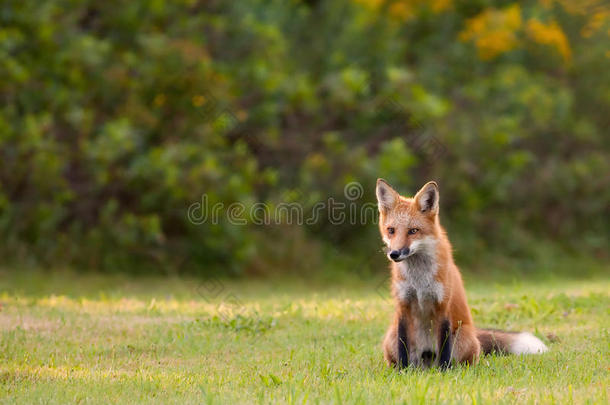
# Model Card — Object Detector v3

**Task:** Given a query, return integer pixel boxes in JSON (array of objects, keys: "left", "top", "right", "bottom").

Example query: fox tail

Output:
[{"left": 476, "top": 328, "right": 548, "bottom": 355}]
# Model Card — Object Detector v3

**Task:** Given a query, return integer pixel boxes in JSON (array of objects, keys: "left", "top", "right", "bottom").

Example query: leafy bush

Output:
[{"left": 0, "top": 0, "right": 608, "bottom": 274}]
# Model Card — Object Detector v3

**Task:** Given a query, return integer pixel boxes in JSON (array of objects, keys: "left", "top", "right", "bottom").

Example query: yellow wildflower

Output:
[
  {"left": 526, "top": 19, "right": 572, "bottom": 62},
  {"left": 353, "top": 0, "right": 453, "bottom": 21},
  {"left": 459, "top": 4, "right": 522, "bottom": 60}
]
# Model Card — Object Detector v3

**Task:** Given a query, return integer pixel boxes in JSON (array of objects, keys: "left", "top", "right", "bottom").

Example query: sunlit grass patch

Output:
[{"left": 0, "top": 272, "right": 608, "bottom": 404}]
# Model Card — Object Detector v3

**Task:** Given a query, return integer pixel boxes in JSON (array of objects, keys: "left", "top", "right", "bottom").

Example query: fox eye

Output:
[
  {"left": 387, "top": 227, "right": 395, "bottom": 235},
  {"left": 408, "top": 228, "right": 419, "bottom": 235}
]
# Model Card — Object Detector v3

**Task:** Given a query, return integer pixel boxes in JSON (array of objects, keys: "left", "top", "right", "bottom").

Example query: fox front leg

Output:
[
  {"left": 397, "top": 318, "right": 409, "bottom": 368},
  {"left": 438, "top": 319, "right": 452, "bottom": 369}
]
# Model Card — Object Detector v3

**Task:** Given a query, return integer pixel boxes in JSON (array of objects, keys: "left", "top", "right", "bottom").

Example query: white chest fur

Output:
[
  {"left": 393, "top": 254, "right": 444, "bottom": 310},
  {"left": 392, "top": 249, "right": 445, "bottom": 366}
]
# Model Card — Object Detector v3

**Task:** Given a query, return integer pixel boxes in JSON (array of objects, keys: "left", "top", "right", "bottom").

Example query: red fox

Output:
[{"left": 376, "top": 179, "right": 548, "bottom": 369}]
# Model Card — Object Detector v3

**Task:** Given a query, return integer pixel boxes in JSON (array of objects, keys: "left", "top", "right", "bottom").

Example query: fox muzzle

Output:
[{"left": 388, "top": 247, "right": 410, "bottom": 262}]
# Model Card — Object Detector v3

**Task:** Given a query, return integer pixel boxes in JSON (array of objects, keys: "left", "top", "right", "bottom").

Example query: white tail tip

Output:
[{"left": 510, "top": 332, "right": 548, "bottom": 354}]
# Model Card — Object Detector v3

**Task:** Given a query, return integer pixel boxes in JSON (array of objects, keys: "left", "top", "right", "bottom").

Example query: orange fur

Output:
[
  {"left": 377, "top": 179, "right": 548, "bottom": 368},
  {"left": 377, "top": 179, "right": 480, "bottom": 367}
]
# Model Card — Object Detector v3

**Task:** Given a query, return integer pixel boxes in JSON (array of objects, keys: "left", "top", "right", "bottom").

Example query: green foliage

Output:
[{"left": 0, "top": 0, "right": 608, "bottom": 274}]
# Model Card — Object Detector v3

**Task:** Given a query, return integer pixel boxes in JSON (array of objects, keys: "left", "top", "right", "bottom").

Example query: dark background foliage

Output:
[{"left": 1, "top": 0, "right": 608, "bottom": 276}]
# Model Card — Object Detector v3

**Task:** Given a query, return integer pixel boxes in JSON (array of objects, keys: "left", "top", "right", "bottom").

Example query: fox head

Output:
[{"left": 376, "top": 179, "right": 440, "bottom": 263}]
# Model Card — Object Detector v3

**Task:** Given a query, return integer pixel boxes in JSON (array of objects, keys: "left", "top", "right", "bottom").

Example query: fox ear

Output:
[
  {"left": 376, "top": 179, "right": 399, "bottom": 213},
  {"left": 414, "top": 181, "right": 439, "bottom": 215}
]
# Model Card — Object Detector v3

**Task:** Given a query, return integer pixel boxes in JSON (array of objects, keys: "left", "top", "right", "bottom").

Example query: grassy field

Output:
[{"left": 0, "top": 270, "right": 608, "bottom": 404}]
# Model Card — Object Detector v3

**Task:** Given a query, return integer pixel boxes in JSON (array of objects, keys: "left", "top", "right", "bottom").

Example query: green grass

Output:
[{"left": 0, "top": 269, "right": 608, "bottom": 404}]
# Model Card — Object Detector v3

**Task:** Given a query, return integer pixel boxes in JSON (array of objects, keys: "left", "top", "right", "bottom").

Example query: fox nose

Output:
[{"left": 389, "top": 248, "right": 409, "bottom": 262}]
